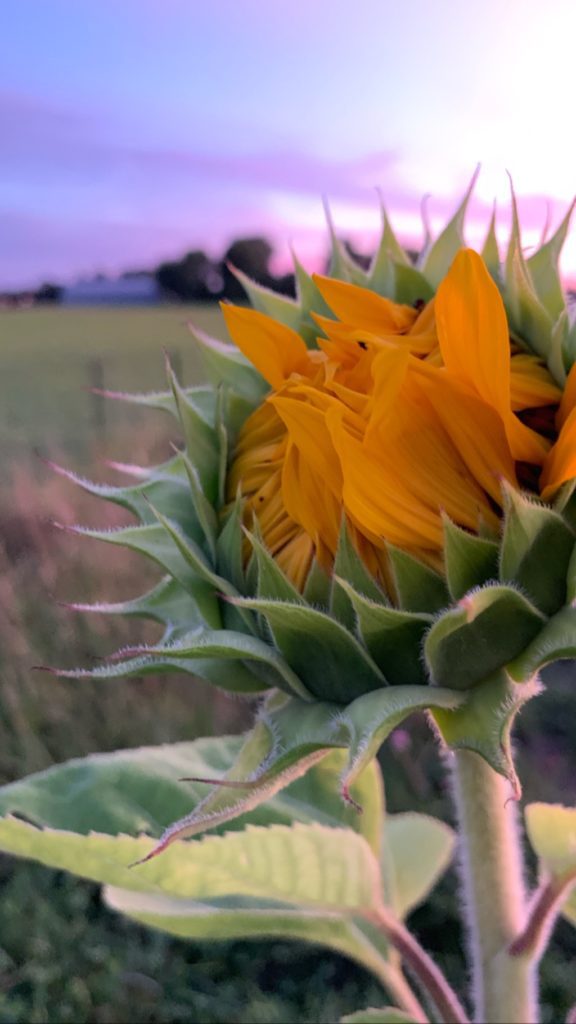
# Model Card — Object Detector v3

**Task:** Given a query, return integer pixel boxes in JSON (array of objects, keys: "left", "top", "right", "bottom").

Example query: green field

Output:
[{"left": 0, "top": 305, "right": 226, "bottom": 470}]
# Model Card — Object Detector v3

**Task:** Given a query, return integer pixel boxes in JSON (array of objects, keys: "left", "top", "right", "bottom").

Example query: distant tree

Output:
[
  {"left": 155, "top": 250, "right": 221, "bottom": 301},
  {"left": 221, "top": 237, "right": 274, "bottom": 300},
  {"left": 35, "top": 282, "right": 62, "bottom": 304}
]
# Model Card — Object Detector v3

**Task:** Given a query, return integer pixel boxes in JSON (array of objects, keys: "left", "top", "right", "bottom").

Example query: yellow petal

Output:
[
  {"left": 540, "top": 405, "right": 576, "bottom": 498},
  {"left": 312, "top": 275, "right": 418, "bottom": 334},
  {"left": 436, "top": 249, "right": 547, "bottom": 463},
  {"left": 221, "top": 304, "right": 311, "bottom": 389},
  {"left": 510, "top": 354, "right": 561, "bottom": 411},
  {"left": 557, "top": 360, "right": 576, "bottom": 428}
]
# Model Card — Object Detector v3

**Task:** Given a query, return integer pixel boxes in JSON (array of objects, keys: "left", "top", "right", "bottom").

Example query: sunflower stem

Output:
[{"left": 450, "top": 749, "right": 538, "bottom": 1023}]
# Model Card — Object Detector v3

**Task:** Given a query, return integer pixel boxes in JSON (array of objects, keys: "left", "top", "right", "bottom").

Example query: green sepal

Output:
[
  {"left": 431, "top": 671, "right": 542, "bottom": 793},
  {"left": 69, "top": 522, "right": 221, "bottom": 628},
  {"left": 527, "top": 199, "right": 575, "bottom": 321},
  {"left": 187, "top": 321, "right": 267, "bottom": 403},
  {"left": 507, "top": 605, "right": 576, "bottom": 680},
  {"left": 368, "top": 203, "right": 411, "bottom": 297},
  {"left": 67, "top": 576, "right": 201, "bottom": 631},
  {"left": 247, "top": 530, "right": 305, "bottom": 604},
  {"left": 500, "top": 484, "right": 574, "bottom": 615},
  {"left": 387, "top": 545, "right": 449, "bottom": 613},
  {"left": 424, "top": 584, "right": 545, "bottom": 690},
  {"left": 392, "top": 263, "right": 433, "bottom": 307},
  {"left": 548, "top": 310, "right": 568, "bottom": 385},
  {"left": 179, "top": 450, "right": 218, "bottom": 561},
  {"left": 230, "top": 266, "right": 303, "bottom": 332},
  {"left": 52, "top": 455, "right": 200, "bottom": 538},
  {"left": 331, "top": 520, "right": 387, "bottom": 627},
  {"left": 303, "top": 559, "right": 331, "bottom": 608},
  {"left": 505, "top": 187, "right": 553, "bottom": 359},
  {"left": 419, "top": 167, "right": 479, "bottom": 288},
  {"left": 292, "top": 255, "right": 334, "bottom": 347},
  {"left": 338, "top": 686, "right": 463, "bottom": 799},
  {"left": 107, "top": 628, "right": 312, "bottom": 700},
  {"left": 335, "top": 578, "right": 431, "bottom": 686},
  {"left": 216, "top": 494, "right": 245, "bottom": 594},
  {"left": 324, "top": 202, "right": 369, "bottom": 285},
  {"left": 481, "top": 202, "right": 501, "bottom": 284},
  {"left": 561, "top": 311, "right": 576, "bottom": 373},
  {"left": 166, "top": 358, "right": 220, "bottom": 502},
  {"left": 52, "top": 648, "right": 268, "bottom": 695},
  {"left": 442, "top": 514, "right": 499, "bottom": 601},
  {"left": 230, "top": 597, "right": 387, "bottom": 702}
]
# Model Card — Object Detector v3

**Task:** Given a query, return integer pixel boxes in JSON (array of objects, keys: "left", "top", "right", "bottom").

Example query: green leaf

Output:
[
  {"left": 0, "top": 737, "right": 382, "bottom": 846},
  {"left": 525, "top": 803, "right": 576, "bottom": 927},
  {"left": 0, "top": 817, "right": 380, "bottom": 910},
  {"left": 424, "top": 584, "right": 545, "bottom": 690},
  {"left": 420, "top": 167, "right": 479, "bottom": 288},
  {"left": 341, "top": 1009, "right": 418, "bottom": 1023},
  {"left": 384, "top": 814, "right": 455, "bottom": 918},
  {"left": 387, "top": 546, "right": 449, "bottom": 614},
  {"left": 335, "top": 579, "right": 430, "bottom": 686},
  {"left": 232, "top": 597, "right": 387, "bottom": 702},
  {"left": 331, "top": 521, "right": 387, "bottom": 627},
  {"left": 431, "top": 671, "right": 541, "bottom": 792},
  {"left": 442, "top": 515, "right": 499, "bottom": 601},
  {"left": 500, "top": 485, "right": 574, "bottom": 615},
  {"left": 105, "top": 886, "right": 395, "bottom": 981},
  {"left": 527, "top": 199, "right": 575, "bottom": 321}
]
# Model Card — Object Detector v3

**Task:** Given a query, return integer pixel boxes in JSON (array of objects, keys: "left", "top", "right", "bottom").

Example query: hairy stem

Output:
[
  {"left": 450, "top": 749, "right": 536, "bottom": 1023},
  {"left": 371, "top": 905, "right": 469, "bottom": 1024}
]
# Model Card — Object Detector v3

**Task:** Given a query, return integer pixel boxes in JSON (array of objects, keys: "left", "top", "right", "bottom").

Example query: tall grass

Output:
[{"left": 0, "top": 424, "right": 248, "bottom": 784}]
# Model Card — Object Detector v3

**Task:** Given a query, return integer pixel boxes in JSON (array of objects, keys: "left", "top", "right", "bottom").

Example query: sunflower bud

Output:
[{"left": 58, "top": 181, "right": 576, "bottom": 857}]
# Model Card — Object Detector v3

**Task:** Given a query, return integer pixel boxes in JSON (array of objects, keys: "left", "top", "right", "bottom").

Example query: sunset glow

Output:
[{"left": 2, "top": 0, "right": 576, "bottom": 287}]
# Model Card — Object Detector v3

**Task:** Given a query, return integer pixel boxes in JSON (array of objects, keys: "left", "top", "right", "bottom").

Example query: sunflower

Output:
[{"left": 225, "top": 249, "right": 562, "bottom": 590}]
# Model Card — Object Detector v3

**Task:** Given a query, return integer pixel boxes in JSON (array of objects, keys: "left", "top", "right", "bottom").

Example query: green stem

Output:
[{"left": 450, "top": 749, "right": 537, "bottom": 1024}]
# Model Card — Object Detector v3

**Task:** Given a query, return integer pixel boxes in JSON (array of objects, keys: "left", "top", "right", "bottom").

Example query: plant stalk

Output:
[{"left": 450, "top": 749, "right": 537, "bottom": 1024}]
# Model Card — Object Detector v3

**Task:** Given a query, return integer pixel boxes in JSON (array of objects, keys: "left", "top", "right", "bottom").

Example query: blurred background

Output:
[{"left": 1, "top": 2, "right": 576, "bottom": 1021}]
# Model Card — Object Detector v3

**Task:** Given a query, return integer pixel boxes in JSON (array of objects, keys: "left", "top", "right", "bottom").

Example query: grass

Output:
[
  {"left": 1, "top": 305, "right": 575, "bottom": 1022},
  {"left": 0, "top": 305, "right": 224, "bottom": 470}
]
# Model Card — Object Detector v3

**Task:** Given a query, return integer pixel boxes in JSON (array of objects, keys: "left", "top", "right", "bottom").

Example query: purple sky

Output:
[{"left": 2, "top": 0, "right": 576, "bottom": 288}]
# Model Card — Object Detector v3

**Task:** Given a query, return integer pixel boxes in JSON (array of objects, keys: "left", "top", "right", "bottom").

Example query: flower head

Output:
[{"left": 225, "top": 249, "right": 561, "bottom": 590}]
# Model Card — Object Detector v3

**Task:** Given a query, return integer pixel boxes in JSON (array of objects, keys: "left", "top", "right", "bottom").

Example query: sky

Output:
[{"left": 2, "top": 0, "right": 576, "bottom": 288}]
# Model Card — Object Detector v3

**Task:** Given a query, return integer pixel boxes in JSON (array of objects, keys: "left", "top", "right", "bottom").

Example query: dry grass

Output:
[{"left": 0, "top": 423, "right": 248, "bottom": 784}]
